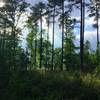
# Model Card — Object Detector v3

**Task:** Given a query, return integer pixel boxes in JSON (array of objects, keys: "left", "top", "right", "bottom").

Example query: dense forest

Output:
[{"left": 0, "top": 0, "right": 100, "bottom": 100}]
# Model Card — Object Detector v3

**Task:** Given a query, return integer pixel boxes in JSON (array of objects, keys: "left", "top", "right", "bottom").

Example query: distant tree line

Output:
[
  {"left": 0, "top": 0, "right": 99, "bottom": 72},
  {"left": 0, "top": 0, "right": 100, "bottom": 100},
  {"left": 26, "top": 0, "right": 100, "bottom": 72}
]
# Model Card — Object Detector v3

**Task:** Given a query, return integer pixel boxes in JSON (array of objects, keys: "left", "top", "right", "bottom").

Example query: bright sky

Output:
[
  {"left": 23, "top": 0, "right": 100, "bottom": 50},
  {"left": 0, "top": 1, "right": 5, "bottom": 7}
]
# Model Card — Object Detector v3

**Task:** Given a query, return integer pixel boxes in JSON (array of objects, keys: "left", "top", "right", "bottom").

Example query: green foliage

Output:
[
  {"left": 0, "top": 0, "right": 100, "bottom": 100},
  {"left": 6, "top": 71, "right": 100, "bottom": 100}
]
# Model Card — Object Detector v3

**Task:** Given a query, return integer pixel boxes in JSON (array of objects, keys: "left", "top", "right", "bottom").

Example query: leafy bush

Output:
[{"left": 6, "top": 71, "right": 100, "bottom": 100}]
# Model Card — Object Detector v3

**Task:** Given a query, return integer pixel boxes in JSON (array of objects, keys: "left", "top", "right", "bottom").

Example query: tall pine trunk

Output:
[
  {"left": 61, "top": 0, "right": 64, "bottom": 70},
  {"left": 96, "top": 2, "right": 99, "bottom": 63},
  {"left": 2, "top": 21, "right": 6, "bottom": 50},
  {"left": 80, "top": 0, "right": 85, "bottom": 72},
  {"left": 51, "top": 5, "right": 55, "bottom": 70},
  {"left": 40, "top": 11, "right": 43, "bottom": 69},
  {"left": 46, "top": 15, "right": 50, "bottom": 69},
  {"left": 34, "top": 38, "right": 37, "bottom": 66}
]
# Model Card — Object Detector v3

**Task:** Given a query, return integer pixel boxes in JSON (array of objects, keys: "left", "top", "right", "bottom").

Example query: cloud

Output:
[
  {"left": 25, "top": 0, "right": 47, "bottom": 5},
  {"left": 74, "top": 13, "right": 100, "bottom": 50},
  {"left": 75, "top": 29, "right": 100, "bottom": 50}
]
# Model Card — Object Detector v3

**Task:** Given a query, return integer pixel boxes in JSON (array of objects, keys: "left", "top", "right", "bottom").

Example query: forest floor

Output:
[{"left": 5, "top": 70, "right": 100, "bottom": 100}]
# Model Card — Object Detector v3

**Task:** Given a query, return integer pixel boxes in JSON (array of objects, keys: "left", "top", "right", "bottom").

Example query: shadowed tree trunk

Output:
[
  {"left": 51, "top": 4, "right": 55, "bottom": 70},
  {"left": 61, "top": 0, "right": 64, "bottom": 70},
  {"left": 46, "top": 14, "right": 50, "bottom": 69},
  {"left": 80, "top": 0, "right": 85, "bottom": 72},
  {"left": 96, "top": 1, "right": 99, "bottom": 63},
  {"left": 34, "top": 34, "right": 37, "bottom": 66},
  {"left": 40, "top": 10, "right": 43, "bottom": 69}
]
